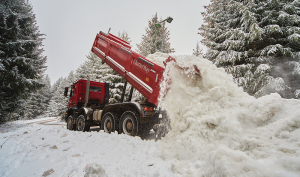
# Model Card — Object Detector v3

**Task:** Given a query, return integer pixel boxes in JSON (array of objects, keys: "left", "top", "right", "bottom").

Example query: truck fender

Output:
[
  {"left": 101, "top": 102, "right": 142, "bottom": 116},
  {"left": 78, "top": 107, "right": 93, "bottom": 120},
  {"left": 130, "top": 102, "right": 142, "bottom": 114},
  {"left": 65, "top": 106, "right": 78, "bottom": 122}
]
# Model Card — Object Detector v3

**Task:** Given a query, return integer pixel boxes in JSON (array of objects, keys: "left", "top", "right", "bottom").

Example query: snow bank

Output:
[{"left": 157, "top": 54, "right": 300, "bottom": 176}]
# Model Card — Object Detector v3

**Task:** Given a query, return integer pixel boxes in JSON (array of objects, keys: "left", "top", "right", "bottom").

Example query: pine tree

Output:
[
  {"left": 66, "top": 70, "right": 76, "bottom": 86},
  {"left": 45, "top": 77, "right": 69, "bottom": 117},
  {"left": 200, "top": 0, "right": 300, "bottom": 98},
  {"left": 137, "top": 13, "right": 175, "bottom": 56},
  {"left": 75, "top": 60, "right": 90, "bottom": 81},
  {"left": 39, "top": 75, "right": 52, "bottom": 115},
  {"left": 26, "top": 75, "right": 51, "bottom": 119},
  {"left": 0, "top": 0, "right": 47, "bottom": 122},
  {"left": 118, "top": 30, "right": 132, "bottom": 44},
  {"left": 11, "top": 74, "right": 51, "bottom": 120},
  {"left": 193, "top": 41, "right": 203, "bottom": 57},
  {"left": 76, "top": 52, "right": 101, "bottom": 82}
]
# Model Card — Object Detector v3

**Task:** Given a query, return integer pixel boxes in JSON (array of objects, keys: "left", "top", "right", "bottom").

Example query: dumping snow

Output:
[
  {"left": 157, "top": 54, "right": 300, "bottom": 176},
  {"left": 146, "top": 52, "right": 170, "bottom": 67}
]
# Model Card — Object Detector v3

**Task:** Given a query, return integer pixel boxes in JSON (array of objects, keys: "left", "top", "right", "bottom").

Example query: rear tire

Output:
[
  {"left": 120, "top": 111, "right": 137, "bottom": 136},
  {"left": 77, "top": 115, "right": 90, "bottom": 132},
  {"left": 101, "top": 113, "right": 115, "bottom": 133}
]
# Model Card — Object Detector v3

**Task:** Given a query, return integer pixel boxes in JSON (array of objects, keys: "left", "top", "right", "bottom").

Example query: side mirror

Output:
[{"left": 64, "top": 87, "right": 69, "bottom": 97}]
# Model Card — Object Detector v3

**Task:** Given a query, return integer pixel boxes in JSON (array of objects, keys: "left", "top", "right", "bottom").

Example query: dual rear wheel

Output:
[
  {"left": 101, "top": 111, "right": 138, "bottom": 136},
  {"left": 66, "top": 115, "right": 90, "bottom": 132}
]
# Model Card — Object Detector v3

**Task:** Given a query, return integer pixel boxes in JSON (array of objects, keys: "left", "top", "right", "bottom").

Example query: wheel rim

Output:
[
  {"left": 123, "top": 117, "right": 133, "bottom": 134},
  {"left": 126, "top": 121, "right": 132, "bottom": 131},
  {"left": 107, "top": 121, "right": 111, "bottom": 129},
  {"left": 104, "top": 118, "right": 112, "bottom": 132}
]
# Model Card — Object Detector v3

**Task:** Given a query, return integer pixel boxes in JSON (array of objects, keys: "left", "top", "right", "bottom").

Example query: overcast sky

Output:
[{"left": 30, "top": 0, "right": 211, "bottom": 84}]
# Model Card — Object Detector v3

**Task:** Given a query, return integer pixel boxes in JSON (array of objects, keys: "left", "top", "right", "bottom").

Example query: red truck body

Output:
[{"left": 91, "top": 31, "right": 166, "bottom": 106}]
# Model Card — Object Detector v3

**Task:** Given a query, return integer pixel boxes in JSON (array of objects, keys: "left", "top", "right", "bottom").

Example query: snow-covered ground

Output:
[
  {"left": 1, "top": 54, "right": 300, "bottom": 177},
  {"left": 0, "top": 118, "right": 175, "bottom": 177}
]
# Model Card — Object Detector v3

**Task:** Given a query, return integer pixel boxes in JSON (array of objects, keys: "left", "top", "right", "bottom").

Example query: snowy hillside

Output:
[{"left": 1, "top": 54, "right": 300, "bottom": 177}]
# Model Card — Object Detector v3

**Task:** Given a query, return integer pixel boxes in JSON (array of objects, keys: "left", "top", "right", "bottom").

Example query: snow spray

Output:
[{"left": 150, "top": 53, "right": 300, "bottom": 176}]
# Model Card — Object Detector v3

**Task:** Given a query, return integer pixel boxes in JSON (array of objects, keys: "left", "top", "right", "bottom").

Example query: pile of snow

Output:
[
  {"left": 146, "top": 52, "right": 169, "bottom": 67},
  {"left": 157, "top": 54, "right": 300, "bottom": 176},
  {"left": 0, "top": 120, "right": 175, "bottom": 177},
  {"left": 84, "top": 163, "right": 108, "bottom": 177}
]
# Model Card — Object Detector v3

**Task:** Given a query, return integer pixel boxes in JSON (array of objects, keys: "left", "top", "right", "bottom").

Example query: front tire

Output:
[
  {"left": 77, "top": 115, "right": 90, "bottom": 132},
  {"left": 67, "top": 116, "right": 75, "bottom": 130},
  {"left": 101, "top": 113, "right": 115, "bottom": 133},
  {"left": 120, "top": 111, "right": 137, "bottom": 136}
]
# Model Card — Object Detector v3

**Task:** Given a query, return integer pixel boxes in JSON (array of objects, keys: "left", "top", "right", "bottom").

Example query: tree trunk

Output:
[{"left": 8, "top": 112, "right": 12, "bottom": 121}]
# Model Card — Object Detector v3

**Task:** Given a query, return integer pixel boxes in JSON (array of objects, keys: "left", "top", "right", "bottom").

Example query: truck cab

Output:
[
  {"left": 64, "top": 79, "right": 109, "bottom": 118},
  {"left": 68, "top": 79, "right": 109, "bottom": 109}
]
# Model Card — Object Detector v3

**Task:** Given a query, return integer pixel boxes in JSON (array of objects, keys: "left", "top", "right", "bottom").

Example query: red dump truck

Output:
[{"left": 64, "top": 31, "right": 199, "bottom": 138}]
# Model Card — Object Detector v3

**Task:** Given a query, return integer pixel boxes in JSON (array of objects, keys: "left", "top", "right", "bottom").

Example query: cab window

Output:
[
  {"left": 90, "top": 86, "right": 101, "bottom": 92},
  {"left": 70, "top": 85, "right": 75, "bottom": 97}
]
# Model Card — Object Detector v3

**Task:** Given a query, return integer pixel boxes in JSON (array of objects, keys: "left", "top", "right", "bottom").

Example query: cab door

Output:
[{"left": 68, "top": 84, "right": 78, "bottom": 107}]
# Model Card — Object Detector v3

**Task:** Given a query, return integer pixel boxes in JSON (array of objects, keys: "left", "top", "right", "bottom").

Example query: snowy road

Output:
[
  {"left": 25, "top": 117, "right": 64, "bottom": 125},
  {"left": 24, "top": 117, "right": 156, "bottom": 139},
  {"left": 0, "top": 118, "right": 171, "bottom": 177}
]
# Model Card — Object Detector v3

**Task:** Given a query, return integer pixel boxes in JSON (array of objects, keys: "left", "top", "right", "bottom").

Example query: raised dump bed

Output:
[{"left": 92, "top": 31, "right": 170, "bottom": 106}]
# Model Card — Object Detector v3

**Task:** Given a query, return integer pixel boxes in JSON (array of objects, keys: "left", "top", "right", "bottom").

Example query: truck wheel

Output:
[
  {"left": 101, "top": 113, "right": 115, "bottom": 133},
  {"left": 120, "top": 112, "right": 137, "bottom": 136},
  {"left": 67, "top": 116, "right": 75, "bottom": 130},
  {"left": 77, "top": 115, "right": 90, "bottom": 132}
]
